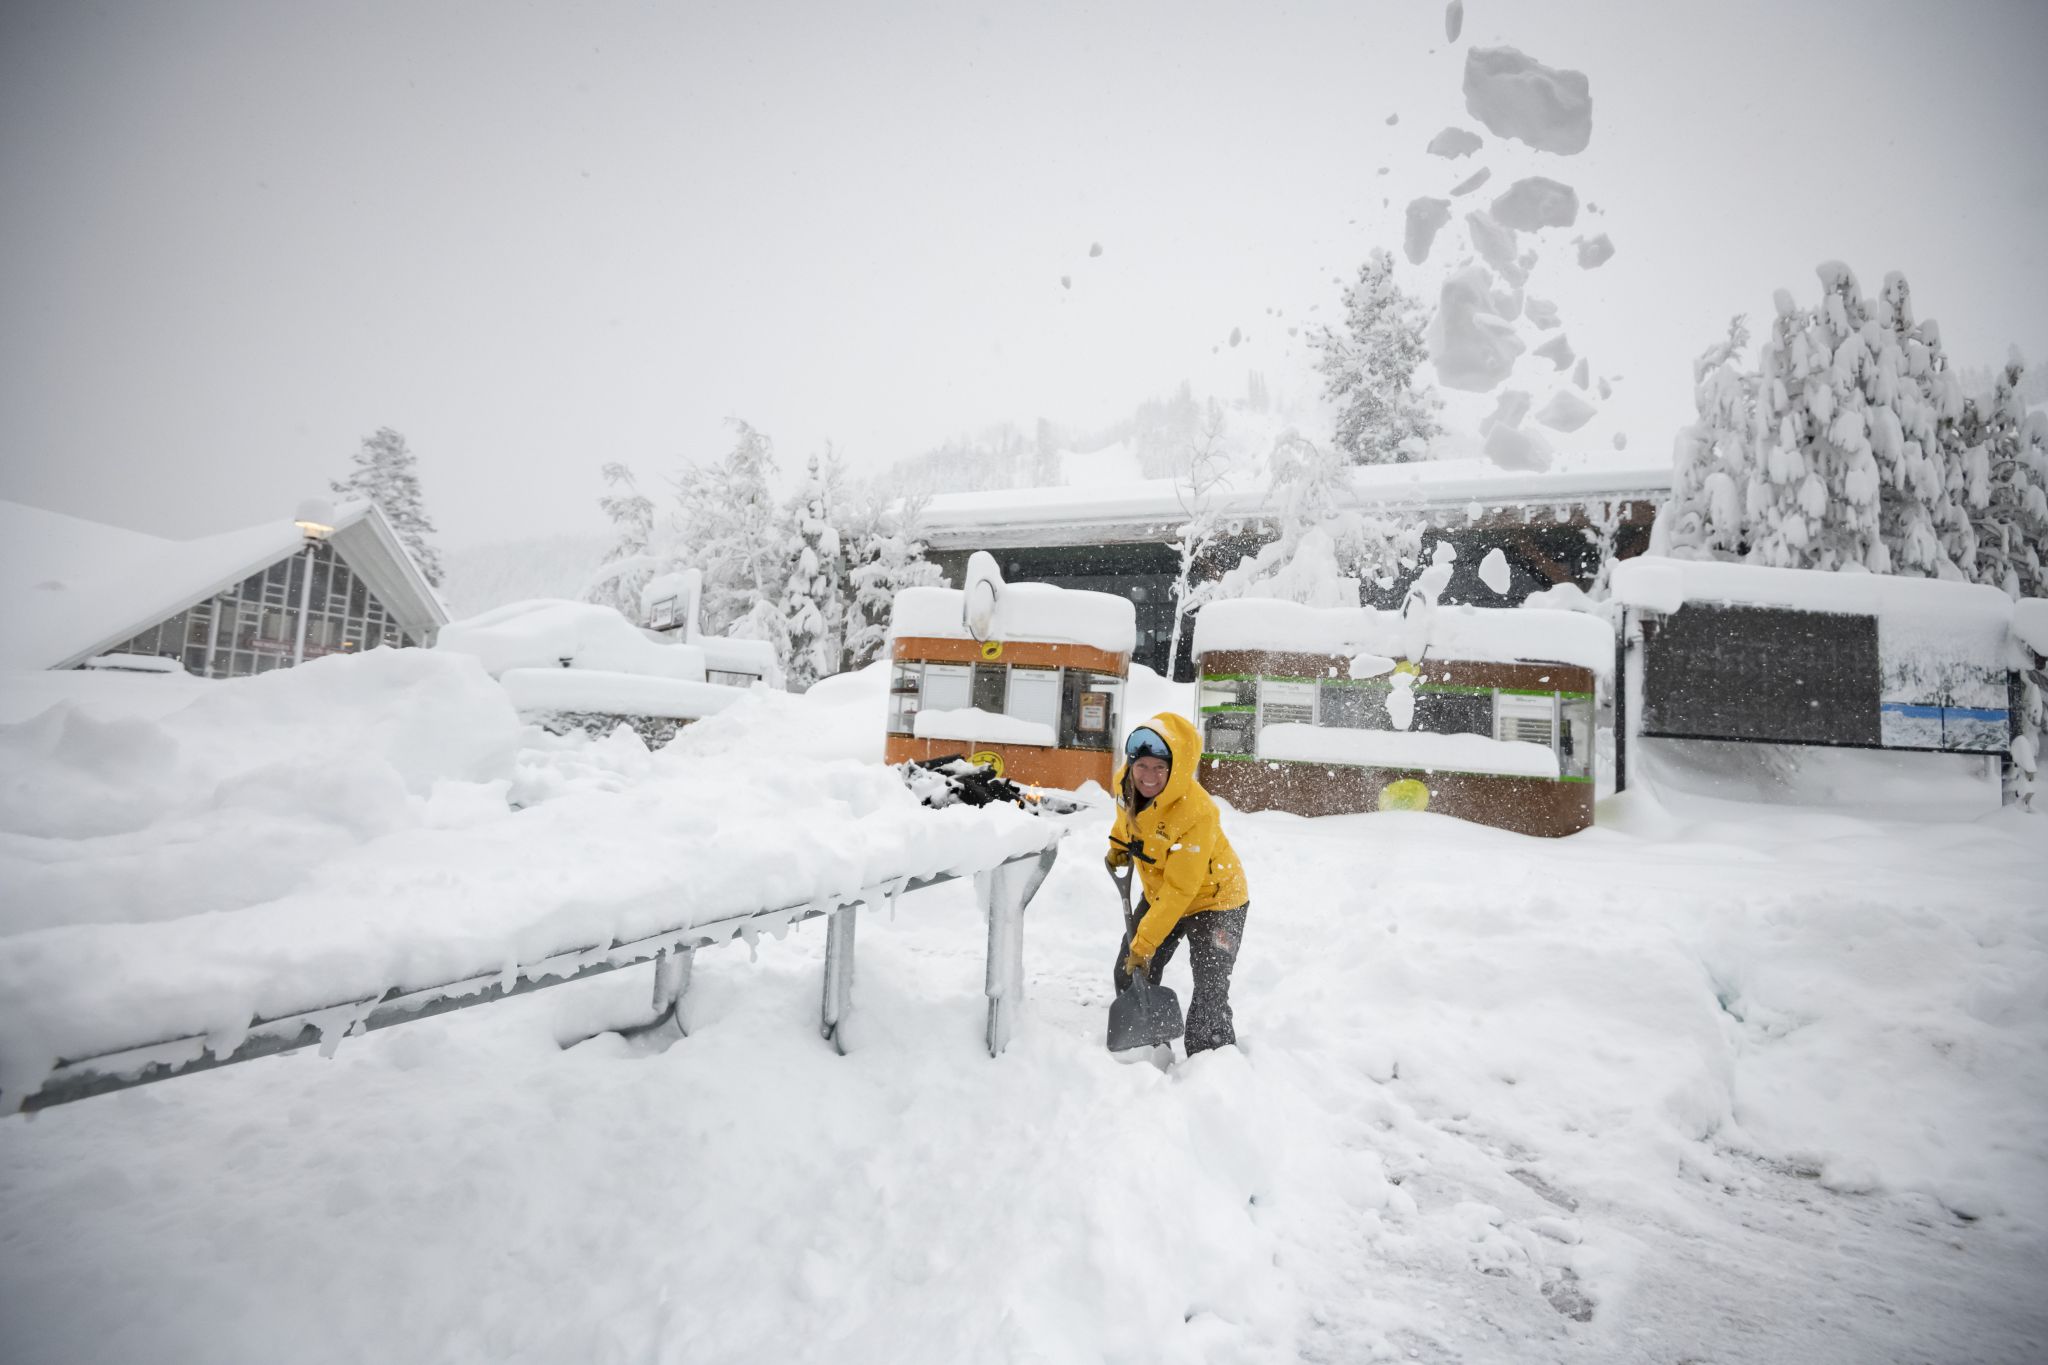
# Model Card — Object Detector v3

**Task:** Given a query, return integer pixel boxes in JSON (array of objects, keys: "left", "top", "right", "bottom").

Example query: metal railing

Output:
[{"left": 11, "top": 839, "right": 1062, "bottom": 1114}]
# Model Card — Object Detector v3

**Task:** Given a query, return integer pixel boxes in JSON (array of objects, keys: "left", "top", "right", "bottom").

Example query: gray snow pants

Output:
[{"left": 1114, "top": 902, "right": 1248, "bottom": 1055}]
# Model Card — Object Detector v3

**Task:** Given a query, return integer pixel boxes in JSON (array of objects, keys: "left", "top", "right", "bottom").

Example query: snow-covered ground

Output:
[{"left": 2, "top": 654, "right": 2044, "bottom": 1364}]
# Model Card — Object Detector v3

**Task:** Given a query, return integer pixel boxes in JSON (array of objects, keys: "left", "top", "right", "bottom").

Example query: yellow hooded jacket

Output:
[{"left": 1108, "top": 712, "right": 1249, "bottom": 964}]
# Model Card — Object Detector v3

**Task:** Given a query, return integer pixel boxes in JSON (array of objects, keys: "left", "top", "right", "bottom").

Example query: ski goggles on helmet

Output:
[{"left": 1124, "top": 727, "right": 1171, "bottom": 762}]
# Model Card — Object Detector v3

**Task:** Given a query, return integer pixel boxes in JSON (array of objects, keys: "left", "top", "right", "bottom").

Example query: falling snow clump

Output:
[
  {"left": 1462, "top": 47, "right": 1593, "bottom": 155},
  {"left": 1428, "top": 265, "right": 1525, "bottom": 392},
  {"left": 1386, "top": 112, "right": 1400, "bottom": 126},
  {"left": 1445, "top": 0, "right": 1464, "bottom": 42},
  {"left": 1229, "top": 327, "right": 1243, "bottom": 347},
  {"left": 1426, "top": 126, "right": 1483, "bottom": 159},
  {"left": 1404, "top": 197, "right": 1453, "bottom": 265},
  {"left": 1478, "top": 546, "right": 1512, "bottom": 595},
  {"left": 1536, "top": 390, "right": 1597, "bottom": 432},
  {"left": 1480, "top": 389, "right": 1532, "bottom": 434},
  {"left": 1575, "top": 234, "right": 1615, "bottom": 268},
  {"left": 1490, "top": 177, "right": 1580, "bottom": 231},
  {"left": 1533, "top": 334, "right": 1575, "bottom": 370},
  {"left": 1526, "top": 296, "right": 1561, "bottom": 330},
  {"left": 1465, "top": 209, "right": 1526, "bottom": 285},
  {"left": 1061, "top": 275, "right": 1071, "bottom": 289},
  {"left": 1450, "top": 168, "right": 1492, "bottom": 197},
  {"left": 1484, "top": 422, "right": 1555, "bottom": 472},
  {"left": 1089, "top": 242, "right": 1103, "bottom": 257}
]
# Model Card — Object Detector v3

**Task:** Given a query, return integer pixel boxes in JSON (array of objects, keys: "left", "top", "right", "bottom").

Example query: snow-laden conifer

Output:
[
  {"left": 330, "top": 426, "right": 445, "bottom": 586},
  {"left": 675, "top": 420, "right": 791, "bottom": 661},
  {"left": 1309, "top": 249, "right": 1443, "bottom": 465},
  {"left": 781, "top": 452, "right": 848, "bottom": 691},
  {"left": 584, "top": 462, "right": 662, "bottom": 621},
  {"left": 843, "top": 491, "right": 942, "bottom": 671}
]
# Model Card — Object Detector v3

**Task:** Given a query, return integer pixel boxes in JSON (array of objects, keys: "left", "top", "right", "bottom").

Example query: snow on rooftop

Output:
[
  {"left": 436, "top": 599, "right": 707, "bottom": 682},
  {"left": 1612, "top": 556, "right": 2016, "bottom": 631},
  {"left": 891, "top": 582, "right": 1137, "bottom": 655},
  {"left": 498, "top": 667, "right": 744, "bottom": 722},
  {"left": 917, "top": 454, "right": 1669, "bottom": 548},
  {"left": 1194, "top": 597, "right": 1613, "bottom": 675}
]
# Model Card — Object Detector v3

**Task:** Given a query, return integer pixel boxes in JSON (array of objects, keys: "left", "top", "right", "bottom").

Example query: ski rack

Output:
[{"left": 11, "top": 838, "right": 1062, "bottom": 1114}]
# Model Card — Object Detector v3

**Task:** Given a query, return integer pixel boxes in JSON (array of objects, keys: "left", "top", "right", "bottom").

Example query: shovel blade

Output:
[{"left": 1107, "top": 976, "right": 1183, "bottom": 1052}]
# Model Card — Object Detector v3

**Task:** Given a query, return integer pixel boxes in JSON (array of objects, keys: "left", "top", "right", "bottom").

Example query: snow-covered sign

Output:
[{"left": 1614, "top": 556, "right": 2021, "bottom": 757}]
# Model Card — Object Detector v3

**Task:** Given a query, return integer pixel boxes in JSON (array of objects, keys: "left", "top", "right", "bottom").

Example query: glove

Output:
[{"left": 1123, "top": 946, "right": 1150, "bottom": 978}]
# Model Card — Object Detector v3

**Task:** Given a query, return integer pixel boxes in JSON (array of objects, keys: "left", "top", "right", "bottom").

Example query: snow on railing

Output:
[{"left": 5, "top": 840, "right": 1061, "bottom": 1114}]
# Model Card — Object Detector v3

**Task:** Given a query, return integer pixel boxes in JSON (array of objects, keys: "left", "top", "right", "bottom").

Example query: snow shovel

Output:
[{"left": 1105, "top": 860, "right": 1183, "bottom": 1052}]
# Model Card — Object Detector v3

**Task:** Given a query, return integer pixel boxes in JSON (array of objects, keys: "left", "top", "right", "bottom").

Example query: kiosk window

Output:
[
  {"left": 1560, "top": 695, "right": 1594, "bottom": 779},
  {"left": 887, "top": 661, "right": 922, "bottom": 733},
  {"left": 1005, "top": 666, "right": 1061, "bottom": 733},
  {"left": 1494, "top": 692, "right": 1557, "bottom": 749},
  {"left": 1204, "top": 713, "right": 1253, "bottom": 755},
  {"left": 922, "top": 663, "right": 973, "bottom": 714},
  {"left": 1320, "top": 684, "right": 1383, "bottom": 729},
  {"left": 1260, "top": 679, "right": 1317, "bottom": 726},
  {"left": 972, "top": 663, "right": 1007, "bottom": 714}
]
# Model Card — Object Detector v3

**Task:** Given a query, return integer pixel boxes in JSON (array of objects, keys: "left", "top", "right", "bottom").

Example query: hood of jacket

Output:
[{"left": 1115, "top": 711, "right": 1204, "bottom": 812}]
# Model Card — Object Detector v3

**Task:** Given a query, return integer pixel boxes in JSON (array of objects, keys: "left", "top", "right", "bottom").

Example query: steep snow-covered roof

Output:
[
  {"left": 0, "top": 498, "right": 449, "bottom": 671},
  {"left": 918, "top": 454, "right": 1670, "bottom": 550}
]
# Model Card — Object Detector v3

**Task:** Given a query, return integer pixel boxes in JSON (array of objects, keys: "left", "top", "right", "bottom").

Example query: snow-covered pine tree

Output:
[
  {"left": 675, "top": 420, "right": 791, "bottom": 659},
  {"left": 584, "top": 462, "right": 660, "bottom": 620},
  {"left": 1309, "top": 249, "right": 1443, "bottom": 465},
  {"left": 331, "top": 426, "right": 445, "bottom": 586},
  {"left": 781, "top": 452, "right": 848, "bottom": 691},
  {"left": 844, "top": 490, "right": 941, "bottom": 671},
  {"left": 1952, "top": 357, "right": 2048, "bottom": 600},
  {"left": 1661, "top": 264, "right": 1973, "bottom": 578}
]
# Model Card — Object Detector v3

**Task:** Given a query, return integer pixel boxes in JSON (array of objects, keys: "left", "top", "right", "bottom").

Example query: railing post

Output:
[
  {"left": 981, "top": 842, "right": 1060, "bottom": 1057},
  {"left": 820, "top": 903, "right": 858, "bottom": 1054}
]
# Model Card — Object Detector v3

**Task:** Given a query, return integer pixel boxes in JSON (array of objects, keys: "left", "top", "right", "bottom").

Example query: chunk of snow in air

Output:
[
  {"left": 1462, "top": 47, "right": 1593, "bottom": 155},
  {"left": 1613, "top": 432, "right": 1628, "bottom": 449},
  {"left": 1572, "top": 357, "right": 1589, "bottom": 389},
  {"left": 1089, "top": 242, "right": 1103, "bottom": 257},
  {"left": 1575, "top": 234, "right": 1615, "bottom": 268},
  {"left": 1426, "top": 126, "right": 1483, "bottom": 159},
  {"left": 1450, "top": 168, "right": 1492, "bottom": 197},
  {"left": 1386, "top": 112, "right": 1400, "bottom": 125},
  {"left": 1060, "top": 275, "right": 1071, "bottom": 289},
  {"left": 1428, "top": 265, "right": 1526, "bottom": 392},
  {"left": 1536, "top": 390, "right": 1597, "bottom": 432},
  {"left": 1465, "top": 210, "right": 1525, "bottom": 286},
  {"left": 1598, "top": 377, "right": 1612, "bottom": 399},
  {"left": 1478, "top": 547, "right": 1513, "bottom": 596},
  {"left": 1445, "top": 0, "right": 1464, "bottom": 41},
  {"left": 1404, "top": 198, "right": 1453, "bottom": 265},
  {"left": 1484, "top": 422, "right": 1554, "bottom": 472},
  {"left": 1480, "top": 389, "right": 1532, "bottom": 434},
  {"left": 1525, "top": 296, "right": 1561, "bottom": 330},
  {"left": 1533, "top": 334, "right": 1575, "bottom": 370},
  {"left": 1229, "top": 327, "right": 1243, "bottom": 347},
  {"left": 1490, "top": 177, "right": 1580, "bottom": 231}
]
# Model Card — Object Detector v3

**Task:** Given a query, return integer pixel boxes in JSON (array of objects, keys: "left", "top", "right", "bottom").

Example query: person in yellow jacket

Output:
[{"left": 1107, "top": 712, "right": 1251, "bottom": 1054}]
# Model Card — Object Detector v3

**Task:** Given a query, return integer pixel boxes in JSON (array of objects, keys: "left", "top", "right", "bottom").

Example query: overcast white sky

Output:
[{"left": 3, "top": 0, "right": 2044, "bottom": 549}]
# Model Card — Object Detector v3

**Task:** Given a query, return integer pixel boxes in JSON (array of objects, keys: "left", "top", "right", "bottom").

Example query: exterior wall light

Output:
[{"left": 293, "top": 497, "right": 336, "bottom": 539}]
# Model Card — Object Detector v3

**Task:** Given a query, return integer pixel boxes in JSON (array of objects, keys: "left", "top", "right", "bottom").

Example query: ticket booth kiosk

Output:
[
  {"left": 1191, "top": 598, "right": 1614, "bottom": 837},
  {"left": 885, "top": 562, "right": 1136, "bottom": 791}
]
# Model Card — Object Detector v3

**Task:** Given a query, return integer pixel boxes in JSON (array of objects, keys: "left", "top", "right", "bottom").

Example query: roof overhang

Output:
[{"left": 918, "top": 460, "right": 1673, "bottom": 551}]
